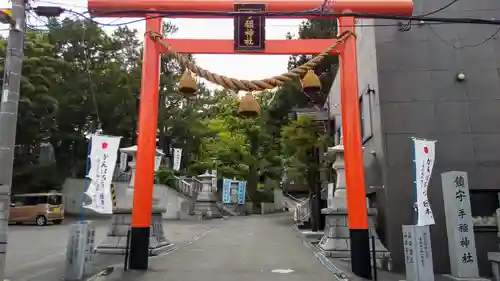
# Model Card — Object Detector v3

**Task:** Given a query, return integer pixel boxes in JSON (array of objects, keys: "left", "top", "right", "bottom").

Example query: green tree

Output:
[
  {"left": 287, "top": 18, "right": 338, "bottom": 98},
  {"left": 280, "top": 115, "right": 328, "bottom": 188},
  {"left": 0, "top": 30, "right": 68, "bottom": 192},
  {"left": 266, "top": 19, "right": 338, "bottom": 131},
  {"left": 190, "top": 91, "right": 284, "bottom": 201},
  {"left": 191, "top": 94, "right": 250, "bottom": 178},
  {"left": 43, "top": 19, "right": 142, "bottom": 176},
  {"left": 43, "top": 18, "right": 191, "bottom": 177}
]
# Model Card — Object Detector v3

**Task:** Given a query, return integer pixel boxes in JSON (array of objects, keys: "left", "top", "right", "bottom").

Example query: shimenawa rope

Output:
[{"left": 146, "top": 30, "right": 354, "bottom": 92}]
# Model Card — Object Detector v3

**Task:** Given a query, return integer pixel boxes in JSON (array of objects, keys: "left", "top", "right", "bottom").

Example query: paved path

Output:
[
  {"left": 5, "top": 218, "right": 219, "bottom": 281},
  {"left": 98, "top": 213, "right": 335, "bottom": 281},
  {"left": 5, "top": 218, "right": 109, "bottom": 281}
]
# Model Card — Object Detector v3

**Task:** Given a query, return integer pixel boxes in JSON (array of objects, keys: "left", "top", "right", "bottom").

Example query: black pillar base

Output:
[
  {"left": 350, "top": 229, "right": 372, "bottom": 279},
  {"left": 319, "top": 198, "right": 327, "bottom": 230},
  {"left": 129, "top": 227, "right": 150, "bottom": 270}
]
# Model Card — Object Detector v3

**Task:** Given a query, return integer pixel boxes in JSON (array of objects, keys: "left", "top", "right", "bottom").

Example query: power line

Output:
[
  {"left": 26, "top": 4, "right": 500, "bottom": 50},
  {"left": 34, "top": 0, "right": 88, "bottom": 9},
  {"left": 80, "top": 16, "right": 101, "bottom": 131},
  {"left": 417, "top": 0, "right": 460, "bottom": 17},
  {"left": 29, "top": 5, "right": 500, "bottom": 26},
  {"left": 398, "top": 0, "right": 461, "bottom": 32},
  {"left": 25, "top": 19, "right": 452, "bottom": 31},
  {"left": 427, "top": 24, "right": 500, "bottom": 49},
  {"left": 24, "top": 6, "right": 500, "bottom": 36},
  {"left": 75, "top": 9, "right": 500, "bottom": 25}
]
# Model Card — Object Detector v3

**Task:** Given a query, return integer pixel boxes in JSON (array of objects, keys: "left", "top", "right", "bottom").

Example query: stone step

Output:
[
  {"left": 192, "top": 201, "right": 223, "bottom": 218},
  {"left": 339, "top": 256, "right": 393, "bottom": 272},
  {"left": 216, "top": 202, "right": 238, "bottom": 216}
]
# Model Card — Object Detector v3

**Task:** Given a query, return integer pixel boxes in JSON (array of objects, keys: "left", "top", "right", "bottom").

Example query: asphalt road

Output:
[
  {"left": 5, "top": 217, "right": 109, "bottom": 281},
  {"left": 96, "top": 213, "right": 336, "bottom": 281},
  {"left": 4, "top": 216, "right": 222, "bottom": 281}
]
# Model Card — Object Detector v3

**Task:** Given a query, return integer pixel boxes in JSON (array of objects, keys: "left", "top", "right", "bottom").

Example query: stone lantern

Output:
[
  {"left": 120, "top": 145, "right": 164, "bottom": 190},
  {"left": 192, "top": 170, "right": 222, "bottom": 218},
  {"left": 318, "top": 138, "right": 392, "bottom": 270}
]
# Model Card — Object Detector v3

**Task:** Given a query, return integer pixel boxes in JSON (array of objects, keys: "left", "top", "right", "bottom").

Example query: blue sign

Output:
[
  {"left": 237, "top": 181, "right": 246, "bottom": 205},
  {"left": 222, "top": 178, "right": 232, "bottom": 204}
]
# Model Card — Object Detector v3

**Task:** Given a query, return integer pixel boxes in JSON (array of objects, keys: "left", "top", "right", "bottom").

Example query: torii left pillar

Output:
[{"left": 129, "top": 16, "right": 162, "bottom": 270}]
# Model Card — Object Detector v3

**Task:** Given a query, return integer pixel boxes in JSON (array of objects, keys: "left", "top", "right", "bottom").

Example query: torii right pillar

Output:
[{"left": 338, "top": 15, "right": 372, "bottom": 279}]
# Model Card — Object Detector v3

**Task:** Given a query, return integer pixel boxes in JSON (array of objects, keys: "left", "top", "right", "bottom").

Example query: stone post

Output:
[
  {"left": 318, "top": 139, "right": 391, "bottom": 270},
  {"left": 403, "top": 225, "right": 434, "bottom": 281},
  {"left": 128, "top": 159, "right": 136, "bottom": 189},
  {"left": 442, "top": 171, "right": 487, "bottom": 280}
]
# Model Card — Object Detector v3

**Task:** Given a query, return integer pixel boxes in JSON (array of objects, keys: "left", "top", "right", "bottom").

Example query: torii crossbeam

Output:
[{"left": 88, "top": 0, "right": 413, "bottom": 278}]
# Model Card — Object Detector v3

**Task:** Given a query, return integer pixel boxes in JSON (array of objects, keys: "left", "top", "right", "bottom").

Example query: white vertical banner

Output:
[
  {"left": 84, "top": 135, "right": 121, "bottom": 214},
  {"left": 412, "top": 137, "right": 437, "bottom": 226},
  {"left": 119, "top": 152, "right": 128, "bottom": 172},
  {"left": 173, "top": 148, "right": 182, "bottom": 171},
  {"left": 154, "top": 155, "right": 162, "bottom": 172},
  {"left": 211, "top": 169, "right": 217, "bottom": 192}
]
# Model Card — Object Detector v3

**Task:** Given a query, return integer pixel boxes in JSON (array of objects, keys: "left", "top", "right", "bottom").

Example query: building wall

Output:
[{"left": 373, "top": 0, "right": 500, "bottom": 274}]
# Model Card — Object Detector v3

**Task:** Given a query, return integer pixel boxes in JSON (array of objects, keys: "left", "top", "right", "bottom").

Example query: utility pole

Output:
[{"left": 0, "top": 0, "right": 26, "bottom": 280}]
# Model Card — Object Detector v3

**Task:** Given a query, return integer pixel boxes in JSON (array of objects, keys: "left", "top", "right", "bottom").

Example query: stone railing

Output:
[
  {"left": 293, "top": 197, "right": 310, "bottom": 223},
  {"left": 190, "top": 178, "right": 203, "bottom": 198},
  {"left": 171, "top": 176, "right": 203, "bottom": 199}
]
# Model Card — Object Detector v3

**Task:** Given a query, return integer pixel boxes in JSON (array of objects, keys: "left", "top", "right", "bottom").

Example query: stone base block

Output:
[
  {"left": 301, "top": 230, "right": 324, "bottom": 240},
  {"left": 95, "top": 208, "right": 173, "bottom": 256},
  {"left": 192, "top": 201, "right": 223, "bottom": 219},
  {"left": 318, "top": 207, "right": 392, "bottom": 270},
  {"left": 488, "top": 252, "right": 500, "bottom": 281},
  {"left": 443, "top": 275, "right": 490, "bottom": 281}
]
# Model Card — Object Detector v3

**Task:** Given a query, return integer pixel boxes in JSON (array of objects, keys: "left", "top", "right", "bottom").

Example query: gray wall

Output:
[
  {"left": 61, "top": 178, "right": 192, "bottom": 220},
  {"left": 373, "top": 0, "right": 500, "bottom": 274}
]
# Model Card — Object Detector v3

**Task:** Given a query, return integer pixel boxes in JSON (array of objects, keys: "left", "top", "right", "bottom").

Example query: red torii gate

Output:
[{"left": 88, "top": 0, "right": 413, "bottom": 277}]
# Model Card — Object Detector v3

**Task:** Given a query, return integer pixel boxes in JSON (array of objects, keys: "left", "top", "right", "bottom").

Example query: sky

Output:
[{"left": 0, "top": 0, "right": 306, "bottom": 91}]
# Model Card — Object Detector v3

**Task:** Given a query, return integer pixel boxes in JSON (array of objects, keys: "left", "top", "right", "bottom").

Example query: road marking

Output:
[
  {"left": 271, "top": 269, "right": 294, "bottom": 273},
  {"left": 152, "top": 226, "right": 215, "bottom": 259}
]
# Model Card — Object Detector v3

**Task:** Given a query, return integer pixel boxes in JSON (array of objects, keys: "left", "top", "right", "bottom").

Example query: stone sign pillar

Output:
[
  {"left": 441, "top": 171, "right": 485, "bottom": 280},
  {"left": 403, "top": 225, "right": 434, "bottom": 281},
  {"left": 192, "top": 171, "right": 222, "bottom": 218},
  {"left": 64, "top": 221, "right": 96, "bottom": 280},
  {"left": 318, "top": 140, "right": 391, "bottom": 269}
]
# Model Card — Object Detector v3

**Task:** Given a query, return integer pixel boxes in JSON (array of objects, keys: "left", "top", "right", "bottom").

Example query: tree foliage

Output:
[
  {"left": 0, "top": 18, "right": 208, "bottom": 192},
  {"left": 281, "top": 116, "right": 329, "bottom": 187}
]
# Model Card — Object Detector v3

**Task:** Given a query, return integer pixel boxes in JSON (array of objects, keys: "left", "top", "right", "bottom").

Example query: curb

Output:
[
  {"left": 85, "top": 220, "right": 221, "bottom": 281},
  {"left": 291, "top": 224, "right": 356, "bottom": 281}
]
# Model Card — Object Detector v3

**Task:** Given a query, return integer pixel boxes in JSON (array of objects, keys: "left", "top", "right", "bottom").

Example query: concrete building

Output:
[{"left": 327, "top": 0, "right": 500, "bottom": 276}]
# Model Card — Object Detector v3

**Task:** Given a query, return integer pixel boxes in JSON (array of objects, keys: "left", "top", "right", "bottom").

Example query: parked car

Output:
[{"left": 9, "top": 192, "right": 64, "bottom": 226}]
